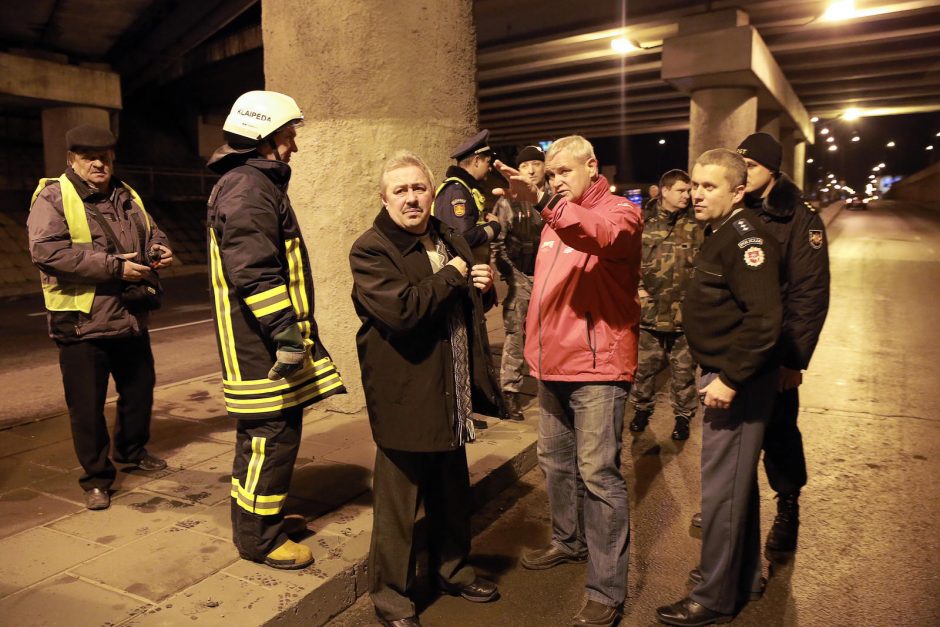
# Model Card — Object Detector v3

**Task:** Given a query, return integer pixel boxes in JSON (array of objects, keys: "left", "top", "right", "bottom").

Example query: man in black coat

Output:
[
  {"left": 350, "top": 150, "right": 504, "bottom": 627},
  {"left": 737, "top": 133, "right": 831, "bottom": 552}
]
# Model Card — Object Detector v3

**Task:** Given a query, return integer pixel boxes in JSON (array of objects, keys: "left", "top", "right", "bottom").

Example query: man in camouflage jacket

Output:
[{"left": 630, "top": 169, "right": 704, "bottom": 440}]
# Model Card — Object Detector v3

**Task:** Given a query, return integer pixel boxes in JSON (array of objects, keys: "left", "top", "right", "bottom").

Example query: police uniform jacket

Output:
[
  {"left": 206, "top": 154, "right": 345, "bottom": 420},
  {"left": 638, "top": 202, "right": 704, "bottom": 332},
  {"left": 349, "top": 210, "right": 504, "bottom": 452},
  {"left": 682, "top": 208, "right": 783, "bottom": 390},
  {"left": 745, "top": 174, "right": 830, "bottom": 370},
  {"left": 433, "top": 165, "right": 499, "bottom": 248},
  {"left": 27, "top": 168, "right": 168, "bottom": 343}
]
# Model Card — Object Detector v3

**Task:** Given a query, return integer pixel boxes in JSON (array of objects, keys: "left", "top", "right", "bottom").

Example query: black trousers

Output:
[
  {"left": 58, "top": 335, "right": 156, "bottom": 491},
  {"left": 370, "top": 446, "right": 476, "bottom": 621},
  {"left": 762, "top": 387, "right": 807, "bottom": 496},
  {"left": 231, "top": 409, "right": 302, "bottom": 561}
]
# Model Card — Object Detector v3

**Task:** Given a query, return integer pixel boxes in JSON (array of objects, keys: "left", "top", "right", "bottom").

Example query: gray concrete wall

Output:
[
  {"left": 262, "top": 0, "right": 478, "bottom": 411},
  {"left": 688, "top": 87, "right": 756, "bottom": 166},
  {"left": 886, "top": 161, "right": 940, "bottom": 205}
]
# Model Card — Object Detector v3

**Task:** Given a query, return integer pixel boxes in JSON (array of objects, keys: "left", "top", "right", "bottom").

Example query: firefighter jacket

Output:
[
  {"left": 27, "top": 168, "right": 168, "bottom": 343},
  {"left": 745, "top": 174, "right": 830, "bottom": 371},
  {"left": 638, "top": 202, "right": 704, "bottom": 332},
  {"left": 205, "top": 153, "right": 345, "bottom": 419}
]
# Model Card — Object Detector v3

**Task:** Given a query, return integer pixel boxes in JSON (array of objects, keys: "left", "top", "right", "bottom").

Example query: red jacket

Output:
[{"left": 524, "top": 175, "right": 643, "bottom": 382}]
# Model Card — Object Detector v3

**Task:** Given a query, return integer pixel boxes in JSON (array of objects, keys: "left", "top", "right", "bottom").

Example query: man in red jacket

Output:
[{"left": 495, "top": 135, "right": 643, "bottom": 627}]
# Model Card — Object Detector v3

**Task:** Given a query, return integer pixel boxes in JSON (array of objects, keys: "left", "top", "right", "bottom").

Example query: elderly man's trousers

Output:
[
  {"left": 230, "top": 409, "right": 302, "bottom": 561},
  {"left": 370, "top": 445, "right": 476, "bottom": 621}
]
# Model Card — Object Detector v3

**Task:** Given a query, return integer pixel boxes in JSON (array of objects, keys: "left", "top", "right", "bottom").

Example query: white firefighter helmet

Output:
[{"left": 223, "top": 90, "right": 304, "bottom": 145}]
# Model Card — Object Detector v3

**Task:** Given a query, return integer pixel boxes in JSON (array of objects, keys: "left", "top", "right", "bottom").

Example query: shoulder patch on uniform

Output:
[
  {"left": 732, "top": 218, "right": 754, "bottom": 235},
  {"left": 452, "top": 199, "right": 466, "bottom": 217},
  {"left": 738, "top": 236, "right": 764, "bottom": 249},
  {"left": 809, "top": 229, "right": 823, "bottom": 249},
  {"left": 743, "top": 246, "right": 766, "bottom": 268}
]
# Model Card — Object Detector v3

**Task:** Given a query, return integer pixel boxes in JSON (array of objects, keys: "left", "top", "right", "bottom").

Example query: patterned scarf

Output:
[{"left": 432, "top": 235, "right": 476, "bottom": 445}]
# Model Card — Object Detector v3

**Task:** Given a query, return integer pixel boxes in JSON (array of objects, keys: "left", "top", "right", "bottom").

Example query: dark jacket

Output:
[
  {"left": 205, "top": 151, "right": 345, "bottom": 419},
  {"left": 350, "top": 210, "right": 504, "bottom": 452},
  {"left": 491, "top": 181, "right": 548, "bottom": 277},
  {"left": 745, "top": 174, "right": 830, "bottom": 370},
  {"left": 638, "top": 202, "right": 704, "bottom": 332},
  {"left": 682, "top": 208, "right": 783, "bottom": 390},
  {"left": 433, "top": 165, "right": 500, "bottom": 249},
  {"left": 27, "top": 168, "right": 168, "bottom": 343}
]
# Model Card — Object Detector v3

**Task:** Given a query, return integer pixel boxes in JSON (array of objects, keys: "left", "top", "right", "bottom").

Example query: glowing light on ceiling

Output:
[
  {"left": 820, "top": 128, "right": 830, "bottom": 135},
  {"left": 821, "top": 1, "right": 856, "bottom": 22},
  {"left": 611, "top": 37, "right": 637, "bottom": 53},
  {"left": 843, "top": 107, "right": 862, "bottom": 121}
]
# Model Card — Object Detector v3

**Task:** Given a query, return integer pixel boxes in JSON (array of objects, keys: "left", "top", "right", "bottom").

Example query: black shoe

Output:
[
  {"left": 503, "top": 392, "right": 525, "bottom": 421},
  {"left": 573, "top": 599, "right": 622, "bottom": 626},
  {"left": 137, "top": 453, "right": 168, "bottom": 471},
  {"left": 671, "top": 416, "right": 691, "bottom": 440},
  {"left": 471, "top": 417, "right": 489, "bottom": 430},
  {"left": 688, "top": 568, "right": 764, "bottom": 601},
  {"left": 765, "top": 492, "right": 800, "bottom": 552},
  {"left": 691, "top": 512, "right": 702, "bottom": 528},
  {"left": 656, "top": 597, "right": 733, "bottom": 626},
  {"left": 521, "top": 545, "right": 588, "bottom": 570},
  {"left": 377, "top": 616, "right": 421, "bottom": 627},
  {"left": 84, "top": 487, "right": 110, "bottom": 511},
  {"left": 439, "top": 576, "right": 499, "bottom": 603},
  {"left": 629, "top": 410, "right": 651, "bottom": 432}
]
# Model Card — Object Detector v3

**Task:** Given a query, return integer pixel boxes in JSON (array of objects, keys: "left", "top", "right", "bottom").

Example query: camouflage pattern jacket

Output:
[{"left": 639, "top": 203, "right": 704, "bottom": 332}]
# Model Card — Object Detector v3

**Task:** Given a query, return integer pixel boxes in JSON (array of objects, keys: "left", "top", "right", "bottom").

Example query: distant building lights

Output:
[
  {"left": 928, "top": 145, "right": 935, "bottom": 151},
  {"left": 820, "top": 128, "right": 830, "bottom": 135},
  {"left": 811, "top": 116, "right": 819, "bottom": 123},
  {"left": 886, "top": 141, "right": 896, "bottom": 147},
  {"left": 826, "top": 136, "right": 835, "bottom": 143},
  {"left": 806, "top": 158, "right": 814, "bottom": 164},
  {"left": 658, "top": 138, "right": 666, "bottom": 145},
  {"left": 851, "top": 136, "right": 860, "bottom": 142},
  {"left": 828, "top": 145, "right": 838, "bottom": 151},
  {"left": 878, "top": 162, "right": 885, "bottom": 167}
]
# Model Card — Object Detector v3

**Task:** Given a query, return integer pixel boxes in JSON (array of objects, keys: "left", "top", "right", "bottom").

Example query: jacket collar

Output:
[
  {"left": 574, "top": 174, "right": 610, "bottom": 208},
  {"left": 64, "top": 167, "right": 124, "bottom": 201},
  {"left": 374, "top": 207, "right": 434, "bottom": 254},
  {"left": 444, "top": 165, "right": 484, "bottom": 193},
  {"left": 745, "top": 173, "right": 802, "bottom": 219}
]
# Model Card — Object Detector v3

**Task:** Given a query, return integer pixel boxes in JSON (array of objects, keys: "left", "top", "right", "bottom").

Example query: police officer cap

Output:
[
  {"left": 736, "top": 132, "right": 782, "bottom": 172},
  {"left": 516, "top": 145, "right": 545, "bottom": 166},
  {"left": 66, "top": 125, "right": 117, "bottom": 152},
  {"left": 451, "top": 129, "right": 492, "bottom": 161}
]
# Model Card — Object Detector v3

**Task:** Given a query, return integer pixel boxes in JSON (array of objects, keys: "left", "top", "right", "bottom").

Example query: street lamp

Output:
[
  {"left": 658, "top": 138, "right": 666, "bottom": 145},
  {"left": 611, "top": 37, "right": 638, "bottom": 53},
  {"left": 821, "top": 1, "right": 856, "bottom": 21},
  {"left": 851, "top": 136, "right": 860, "bottom": 142},
  {"left": 828, "top": 145, "right": 837, "bottom": 151},
  {"left": 807, "top": 158, "right": 814, "bottom": 164},
  {"left": 887, "top": 141, "right": 895, "bottom": 147},
  {"left": 928, "top": 145, "right": 935, "bottom": 151},
  {"left": 826, "top": 136, "right": 835, "bottom": 143},
  {"left": 843, "top": 108, "right": 862, "bottom": 121},
  {"left": 820, "top": 128, "right": 830, "bottom": 135},
  {"left": 811, "top": 116, "right": 819, "bottom": 123}
]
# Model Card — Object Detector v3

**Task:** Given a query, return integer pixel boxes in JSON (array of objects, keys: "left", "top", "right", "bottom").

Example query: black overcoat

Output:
[{"left": 349, "top": 209, "right": 505, "bottom": 452}]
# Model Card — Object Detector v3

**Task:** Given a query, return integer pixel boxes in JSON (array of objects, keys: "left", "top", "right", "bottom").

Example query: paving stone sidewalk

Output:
[{"left": 0, "top": 315, "right": 538, "bottom": 627}]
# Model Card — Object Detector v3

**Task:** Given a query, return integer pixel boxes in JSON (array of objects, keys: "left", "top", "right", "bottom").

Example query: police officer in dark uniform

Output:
[
  {"left": 434, "top": 129, "right": 501, "bottom": 263},
  {"left": 737, "top": 132, "right": 830, "bottom": 553},
  {"left": 657, "top": 149, "right": 782, "bottom": 626}
]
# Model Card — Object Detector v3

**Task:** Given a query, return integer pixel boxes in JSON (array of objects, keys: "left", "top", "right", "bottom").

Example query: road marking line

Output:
[{"left": 150, "top": 318, "right": 213, "bottom": 333}]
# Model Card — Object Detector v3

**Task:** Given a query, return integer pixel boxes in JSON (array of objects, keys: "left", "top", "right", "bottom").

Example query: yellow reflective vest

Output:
[{"left": 30, "top": 175, "right": 151, "bottom": 313}]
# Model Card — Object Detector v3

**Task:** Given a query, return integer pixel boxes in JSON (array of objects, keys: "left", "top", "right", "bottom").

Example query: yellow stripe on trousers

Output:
[
  {"left": 244, "top": 436, "right": 266, "bottom": 496},
  {"left": 209, "top": 231, "right": 240, "bottom": 380}
]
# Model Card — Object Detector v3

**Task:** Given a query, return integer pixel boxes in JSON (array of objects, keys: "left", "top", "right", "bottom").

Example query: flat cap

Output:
[
  {"left": 66, "top": 125, "right": 117, "bottom": 151},
  {"left": 737, "top": 132, "right": 782, "bottom": 172},
  {"left": 516, "top": 145, "right": 545, "bottom": 166},
  {"left": 451, "top": 129, "right": 492, "bottom": 161}
]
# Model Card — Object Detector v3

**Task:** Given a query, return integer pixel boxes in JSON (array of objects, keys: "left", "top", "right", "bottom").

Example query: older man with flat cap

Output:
[
  {"left": 434, "top": 129, "right": 502, "bottom": 263},
  {"left": 27, "top": 124, "right": 173, "bottom": 510}
]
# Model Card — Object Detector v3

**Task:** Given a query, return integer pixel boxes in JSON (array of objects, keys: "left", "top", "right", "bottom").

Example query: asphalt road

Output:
[
  {"left": 0, "top": 272, "right": 218, "bottom": 428},
  {"left": 328, "top": 199, "right": 940, "bottom": 627}
]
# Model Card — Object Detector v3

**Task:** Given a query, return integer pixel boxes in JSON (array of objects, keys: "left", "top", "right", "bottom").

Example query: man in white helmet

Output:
[{"left": 206, "top": 90, "right": 346, "bottom": 570}]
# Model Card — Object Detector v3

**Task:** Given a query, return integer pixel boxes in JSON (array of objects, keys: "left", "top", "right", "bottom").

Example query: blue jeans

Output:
[{"left": 537, "top": 380, "right": 630, "bottom": 607}]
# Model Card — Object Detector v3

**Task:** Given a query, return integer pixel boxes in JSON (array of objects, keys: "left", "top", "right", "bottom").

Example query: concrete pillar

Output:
[
  {"left": 757, "top": 113, "right": 781, "bottom": 140},
  {"left": 688, "top": 88, "right": 757, "bottom": 168},
  {"left": 782, "top": 131, "right": 806, "bottom": 190},
  {"left": 41, "top": 107, "right": 112, "bottom": 176},
  {"left": 262, "top": 0, "right": 477, "bottom": 411}
]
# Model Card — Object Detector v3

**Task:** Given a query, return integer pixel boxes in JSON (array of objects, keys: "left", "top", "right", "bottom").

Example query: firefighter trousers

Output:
[{"left": 230, "top": 408, "right": 303, "bottom": 561}]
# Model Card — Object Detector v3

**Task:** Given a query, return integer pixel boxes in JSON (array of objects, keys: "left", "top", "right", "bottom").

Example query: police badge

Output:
[{"left": 809, "top": 230, "right": 823, "bottom": 249}]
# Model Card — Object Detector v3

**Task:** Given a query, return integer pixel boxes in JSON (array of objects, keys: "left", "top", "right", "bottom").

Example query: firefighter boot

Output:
[
  {"left": 263, "top": 539, "right": 314, "bottom": 570},
  {"left": 629, "top": 410, "right": 651, "bottom": 433}
]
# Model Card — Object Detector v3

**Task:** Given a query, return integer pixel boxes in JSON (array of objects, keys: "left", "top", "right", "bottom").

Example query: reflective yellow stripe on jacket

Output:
[
  {"left": 222, "top": 357, "right": 344, "bottom": 415},
  {"left": 208, "top": 229, "right": 241, "bottom": 380}
]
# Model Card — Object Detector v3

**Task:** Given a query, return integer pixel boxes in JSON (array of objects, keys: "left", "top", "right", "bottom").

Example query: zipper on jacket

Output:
[
  {"left": 586, "top": 311, "right": 597, "bottom": 369},
  {"left": 537, "top": 242, "right": 563, "bottom": 377}
]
